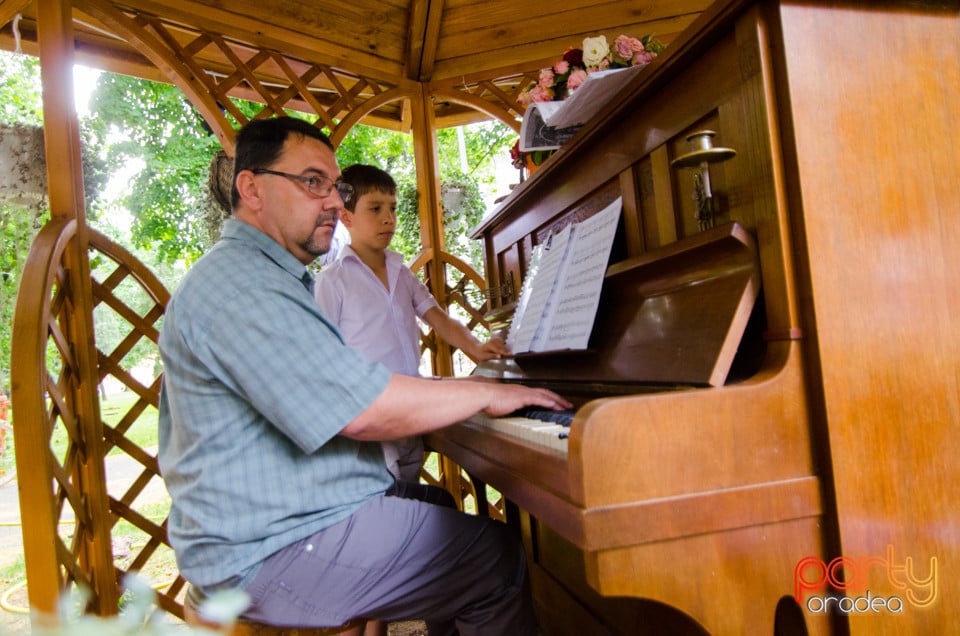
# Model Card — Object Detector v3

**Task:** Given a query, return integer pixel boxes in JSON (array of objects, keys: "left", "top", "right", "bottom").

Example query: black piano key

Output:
[{"left": 510, "top": 407, "right": 575, "bottom": 427}]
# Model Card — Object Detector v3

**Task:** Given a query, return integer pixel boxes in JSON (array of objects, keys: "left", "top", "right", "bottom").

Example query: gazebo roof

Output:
[{"left": 1, "top": 0, "right": 709, "bottom": 131}]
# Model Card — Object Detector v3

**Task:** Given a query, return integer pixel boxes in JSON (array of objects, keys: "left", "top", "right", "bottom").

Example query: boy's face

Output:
[{"left": 341, "top": 189, "right": 397, "bottom": 252}]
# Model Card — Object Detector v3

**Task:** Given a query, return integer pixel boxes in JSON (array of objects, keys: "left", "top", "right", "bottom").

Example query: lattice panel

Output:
[
  {"left": 421, "top": 452, "right": 505, "bottom": 522},
  {"left": 11, "top": 220, "right": 185, "bottom": 623},
  {"left": 136, "top": 15, "right": 396, "bottom": 125},
  {"left": 86, "top": 229, "right": 185, "bottom": 621},
  {"left": 410, "top": 250, "right": 493, "bottom": 377}
]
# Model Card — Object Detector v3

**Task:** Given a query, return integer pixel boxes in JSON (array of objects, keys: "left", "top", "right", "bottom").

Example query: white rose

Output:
[{"left": 582, "top": 36, "right": 610, "bottom": 68}]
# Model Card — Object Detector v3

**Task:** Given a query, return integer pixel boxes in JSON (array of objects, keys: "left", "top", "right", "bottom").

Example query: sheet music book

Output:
[
  {"left": 519, "top": 103, "right": 582, "bottom": 152},
  {"left": 506, "top": 198, "right": 622, "bottom": 353},
  {"left": 519, "top": 66, "right": 645, "bottom": 152}
]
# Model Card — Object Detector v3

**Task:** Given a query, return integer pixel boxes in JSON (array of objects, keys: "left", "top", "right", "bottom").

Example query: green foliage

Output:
[
  {"left": 0, "top": 203, "right": 46, "bottom": 392},
  {"left": 337, "top": 124, "right": 416, "bottom": 182},
  {"left": 391, "top": 178, "right": 423, "bottom": 263},
  {"left": 436, "top": 122, "right": 514, "bottom": 182},
  {"left": 390, "top": 173, "right": 486, "bottom": 269},
  {"left": 0, "top": 53, "right": 43, "bottom": 125},
  {"left": 87, "top": 75, "right": 228, "bottom": 265},
  {"left": 0, "top": 56, "right": 46, "bottom": 379}
]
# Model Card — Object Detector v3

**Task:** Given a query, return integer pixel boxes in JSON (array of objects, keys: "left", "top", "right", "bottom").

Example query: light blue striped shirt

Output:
[{"left": 158, "top": 218, "right": 393, "bottom": 587}]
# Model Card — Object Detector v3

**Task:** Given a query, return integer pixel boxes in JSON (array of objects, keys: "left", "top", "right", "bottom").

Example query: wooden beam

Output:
[
  {"left": 414, "top": 0, "right": 444, "bottom": 81},
  {"left": 117, "top": 0, "right": 407, "bottom": 83},
  {"left": 404, "top": 0, "right": 429, "bottom": 81},
  {"left": 0, "top": 0, "right": 32, "bottom": 32}
]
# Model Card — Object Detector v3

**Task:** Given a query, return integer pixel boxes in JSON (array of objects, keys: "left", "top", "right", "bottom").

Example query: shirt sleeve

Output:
[{"left": 402, "top": 266, "right": 440, "bottom": 319}]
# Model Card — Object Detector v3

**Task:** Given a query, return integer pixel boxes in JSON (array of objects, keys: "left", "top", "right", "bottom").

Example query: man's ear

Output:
[{"left": 235, "top": 170, "right": 263, "bottom": 210}]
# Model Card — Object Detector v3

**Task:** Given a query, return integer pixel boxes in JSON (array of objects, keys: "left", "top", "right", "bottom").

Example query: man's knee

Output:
[{"left": 477, "top": 520, "right": 528, "bottom": 588}]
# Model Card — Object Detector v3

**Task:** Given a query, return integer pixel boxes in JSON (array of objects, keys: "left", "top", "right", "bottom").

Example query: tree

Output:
[{"left": 87, "top": 74, "right": 228, "bottom": 265}]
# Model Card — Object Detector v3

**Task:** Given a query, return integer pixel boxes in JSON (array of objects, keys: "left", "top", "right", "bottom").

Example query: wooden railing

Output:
[{"left": 10, "top": 219, "right": 182, "bottom": 623}]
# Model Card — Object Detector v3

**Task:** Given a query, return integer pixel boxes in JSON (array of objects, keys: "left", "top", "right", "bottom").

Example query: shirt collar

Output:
[{"left": 338, "top": 243, "right": 404, "bottom": 267}]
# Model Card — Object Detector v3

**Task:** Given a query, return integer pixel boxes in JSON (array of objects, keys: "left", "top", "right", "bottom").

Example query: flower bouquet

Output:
[
  {"left": 512, "top": 33, "right": 664, "bottom": 170},
  {"left": 518, "top": 33, "right": 665, "bottom": 107}
]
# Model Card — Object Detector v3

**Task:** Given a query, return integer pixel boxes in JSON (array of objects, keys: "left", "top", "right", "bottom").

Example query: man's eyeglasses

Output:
[{"left": 251, "top": 168, "right": 354, "bottom": 200}]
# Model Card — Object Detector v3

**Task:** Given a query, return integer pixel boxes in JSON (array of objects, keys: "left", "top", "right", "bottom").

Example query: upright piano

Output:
[{"left": 427, "top": 2, "right": 960, "bottom": 635}]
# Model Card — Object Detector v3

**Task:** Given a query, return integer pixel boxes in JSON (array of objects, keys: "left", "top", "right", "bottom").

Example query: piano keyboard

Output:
[{"left": 467, "top": 408, "right": 574, "bottom": 452}]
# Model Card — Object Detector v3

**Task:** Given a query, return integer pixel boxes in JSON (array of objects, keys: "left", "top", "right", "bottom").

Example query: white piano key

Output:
[{"left": 467, "top": 413, "right": 569, "bottom": 452}]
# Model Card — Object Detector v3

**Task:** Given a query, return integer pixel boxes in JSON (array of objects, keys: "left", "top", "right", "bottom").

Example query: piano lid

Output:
[{"left": 478, "top": 222, "right": 760, "bottom": 388}]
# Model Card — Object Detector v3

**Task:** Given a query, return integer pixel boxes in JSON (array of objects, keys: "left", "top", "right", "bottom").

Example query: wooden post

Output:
[
  {"left": 410, "top": 83, "right": 453, "bottom": 376},
  {"left": 411, "top": 83, "right": 467, "bottom": 505},
  {"left": 33, "top": 0, "right": 118, "bottom": 617}
]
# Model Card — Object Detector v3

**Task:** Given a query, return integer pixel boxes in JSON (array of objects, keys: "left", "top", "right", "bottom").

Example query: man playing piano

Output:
[{"left": 157, "top": 116, "right": 570, "bottom": 635}]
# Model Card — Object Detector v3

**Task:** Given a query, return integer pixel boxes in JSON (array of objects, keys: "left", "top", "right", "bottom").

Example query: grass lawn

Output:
[{"left": 100, "top": 390, "right": 161, "bottom": 451}]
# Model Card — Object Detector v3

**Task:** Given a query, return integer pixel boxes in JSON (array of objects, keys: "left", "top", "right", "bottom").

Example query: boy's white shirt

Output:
[{"left": 314, "top": 244, "right": 438, "bottom": 481}]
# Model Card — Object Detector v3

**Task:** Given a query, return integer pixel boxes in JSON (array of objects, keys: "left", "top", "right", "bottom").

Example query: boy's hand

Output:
[{"left": 472, "top": 337, "right": 511, "bottom": 361}]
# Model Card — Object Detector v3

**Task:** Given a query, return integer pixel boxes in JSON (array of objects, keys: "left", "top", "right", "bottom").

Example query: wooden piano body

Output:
[{"left": 427, "top": 1, "right": 959, "bottom": 634}]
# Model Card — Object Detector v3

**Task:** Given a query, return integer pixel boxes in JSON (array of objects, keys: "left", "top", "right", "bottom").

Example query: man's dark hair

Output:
[
  {"left": 340, "top": 164, "right": 397, "bottom": 212},
  {"left": 230, "top": 117, "right": 334, "bottom": 209}
]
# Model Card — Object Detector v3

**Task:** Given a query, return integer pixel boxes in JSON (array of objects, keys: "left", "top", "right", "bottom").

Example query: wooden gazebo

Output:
[{"left": 2, "top": 0, "right": 704, "bottom": 628}]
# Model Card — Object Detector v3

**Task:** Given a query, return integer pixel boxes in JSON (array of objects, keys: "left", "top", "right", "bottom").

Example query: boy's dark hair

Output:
[
  {"left": 231, "top": 117, "right": 334, "bottom": 209},
  {"left": 340, "top": 164, "right": 397, "bottom": 212}
]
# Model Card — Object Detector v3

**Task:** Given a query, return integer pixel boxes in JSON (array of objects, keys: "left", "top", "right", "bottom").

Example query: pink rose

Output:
[
  {"left": 554, "top": 60, "right": 569, "bottom": 75},
  {"left": 633, "top": 51, "right": 656, "bottom": 66},
  {"left": 566, "top": 69, "right": 588, "bottom": 92},
  {"left": 612, "top": 35, "right": 635, "bottom": 61},
  {"left": 538, "top": 68, "right": 555, "bottom": 87},
  {"left": 528, "top": 85, "right": 554, "bottom": 102}
]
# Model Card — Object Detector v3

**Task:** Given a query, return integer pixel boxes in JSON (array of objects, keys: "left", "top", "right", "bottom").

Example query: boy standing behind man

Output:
[{"left": 315, "top": 164, "right": 509, "bottom": 484}]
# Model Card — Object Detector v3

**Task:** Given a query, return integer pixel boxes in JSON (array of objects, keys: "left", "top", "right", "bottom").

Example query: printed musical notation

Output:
[{"left": 506, "top": 198, "right": 621, "bottom": 353}]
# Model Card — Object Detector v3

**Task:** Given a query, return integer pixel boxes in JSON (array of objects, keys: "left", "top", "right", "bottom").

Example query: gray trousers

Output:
[{"left": 240, "top": 494, "right": 537, "bottom": 635}]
